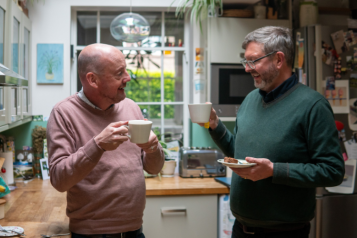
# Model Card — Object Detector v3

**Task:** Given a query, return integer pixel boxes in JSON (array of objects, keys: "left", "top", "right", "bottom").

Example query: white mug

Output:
[
  {"left": 188, "top": 103, "right": 212, "bottom": 123},
  {"left": 122, "top": 120, "right": 152, "bottom": 144}
]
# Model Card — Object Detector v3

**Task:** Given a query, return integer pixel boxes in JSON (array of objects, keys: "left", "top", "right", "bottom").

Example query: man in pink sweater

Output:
[{"left": 46, "top": 43, "right": 165, "bottom": 238}]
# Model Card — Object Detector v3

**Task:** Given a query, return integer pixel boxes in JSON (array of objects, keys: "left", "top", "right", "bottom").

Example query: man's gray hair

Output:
[{"left": 242, "top": 26, "right": 294, "bottom": 68}]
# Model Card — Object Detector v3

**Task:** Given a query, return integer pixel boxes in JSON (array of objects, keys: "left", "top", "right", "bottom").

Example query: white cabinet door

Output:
[
  {"left": 209, "top": 18, "right": 291, "bottom": 64},
  {"left": 143, "top": 195, "right": 218, "bottom": 238}
]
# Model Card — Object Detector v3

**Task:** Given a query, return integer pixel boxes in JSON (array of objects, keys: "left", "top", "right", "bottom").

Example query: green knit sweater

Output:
[{"left": 210, "top": 83, "right": 344, "bottom": 229}]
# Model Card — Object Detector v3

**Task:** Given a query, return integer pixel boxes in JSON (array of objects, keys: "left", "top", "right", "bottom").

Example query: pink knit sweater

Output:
[{"left": 46, "top": 95, "right": 164, "bottom": 234}]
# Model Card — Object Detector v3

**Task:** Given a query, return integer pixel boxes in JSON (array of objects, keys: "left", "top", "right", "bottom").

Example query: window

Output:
[
  {"left": 73, "top": 10, "right": 188, "bottom": 146},
  {"left": 13, "top": 17, "right": 19, "bottom": 73},
  {"left": 0, "top": 7, "right": 4, "bottom": 64},
  {"left": 24, "top": 27, "right": 30, "bottom": 79}
]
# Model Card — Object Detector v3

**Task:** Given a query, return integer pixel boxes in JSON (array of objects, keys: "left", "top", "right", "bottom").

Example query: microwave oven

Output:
[{"left": 211, "top": 64, "right": 256, "bottom": 117}]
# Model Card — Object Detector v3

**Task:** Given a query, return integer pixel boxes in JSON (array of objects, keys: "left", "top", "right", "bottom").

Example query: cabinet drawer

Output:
[{"left": 143, "top": 195, "right": 217, "bottom": 238}]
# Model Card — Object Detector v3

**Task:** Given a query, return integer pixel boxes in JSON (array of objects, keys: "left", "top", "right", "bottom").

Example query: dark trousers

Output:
[
  {"left": 71, "top": 227, "right": 145, "bottom": 238},
  {"left": 232, "top": 220, "right": 310, "bottom": 238}
]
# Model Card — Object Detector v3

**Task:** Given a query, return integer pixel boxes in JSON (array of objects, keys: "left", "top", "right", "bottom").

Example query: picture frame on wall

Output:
[
  {"left": 36, "top": 43, "right": 64, "bottom": 84},
  {"left": 39, "top": 158, "right": 50, "bottom": 180}
]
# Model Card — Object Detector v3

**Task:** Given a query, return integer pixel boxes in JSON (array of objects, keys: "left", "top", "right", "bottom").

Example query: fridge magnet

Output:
[
  {"left": 331, "top": 30, "right": 349, "bottom": 54},
  {"left": 37, "top": 43, "right": 64, "bottom": 84},
  {"left": 326, "top": 159, "right": 356, "bottom": 194},
  {"left": 323, "top": 79, "right": 349, "bottom": 113},
  {"left": 334, "top": 57, "right": 342, "bottom": 79},
  {"left": 325, "top": 76, "right": 335, "bottom": 90},
  {"left": 344, "top": 30, "right": 357, "bottom": 47},
  {"left": 321, "top": 41, "right": 334, "bottom": 66},
  {"left": 39, "top": 158, "right": 50, "bottom": 180}
]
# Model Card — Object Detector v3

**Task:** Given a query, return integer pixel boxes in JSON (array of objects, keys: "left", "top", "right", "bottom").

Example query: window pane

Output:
[
  {"left": 0, "top": 88, "right": 3, "bottom": 110},
  {"left": 125, "top": 50, "right": 161, "bottom": 102},
  {"left": 100, "top": 11, "right": 162, "bottom": 47},
  {"left": 13, "top": 17, "right": 19, "bottom": 73},
  {"left": 24, "top": 28, "right": 30, "bottom": 79},
  {"left": 165, "top": 12, "right": 184, "bottom": 47},
  {"left": 139, "top": 104, "right": 161, "bottom": 128},
  {"left": 163, "top": 51, "right": 183, "bottom": 102},
  {"left": 0, "top": 7, "right": 4, "bottom": 64},
  {"left": 77, "top": 11, "right": 97, "bottom": 46},
  {"left": 164, "top": 105, "right": 183, "bottom": 144}
]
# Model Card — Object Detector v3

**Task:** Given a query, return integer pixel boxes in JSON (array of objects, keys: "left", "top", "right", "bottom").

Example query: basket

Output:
[{"left": 222, "top": 9, "right": 254, "bottom": 18}]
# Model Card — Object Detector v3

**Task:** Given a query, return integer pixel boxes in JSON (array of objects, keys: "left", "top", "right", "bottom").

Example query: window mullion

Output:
[
  {"left": 97, "top": 11, "right": 100, "bottom": 43},
  {"left": 160, "top": 11, "right": 165, "bottom": 137}
]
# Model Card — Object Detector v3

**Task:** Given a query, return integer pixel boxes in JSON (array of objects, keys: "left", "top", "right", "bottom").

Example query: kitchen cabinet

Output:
[
  {"left": 208, "top": 17, "right": 291, "bottom": 64},
  {"left": 143, "top": 176, "right": 229, "bottom": 238},
  {"left": 0, "top": 0, "right": 32, "bottom": 132},
  {"left": 143, "top": 195, "right": 218, "bottom": 238}
]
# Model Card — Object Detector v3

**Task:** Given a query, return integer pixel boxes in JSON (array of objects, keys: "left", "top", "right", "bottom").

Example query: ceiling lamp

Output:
[{"left": 110, "top": 1, "right": 150, "bottom": 43}]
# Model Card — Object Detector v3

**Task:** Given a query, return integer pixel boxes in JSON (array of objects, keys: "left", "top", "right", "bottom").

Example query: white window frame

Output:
[{"left": 71, "top": 8, "right": 190, "bottom": 147}]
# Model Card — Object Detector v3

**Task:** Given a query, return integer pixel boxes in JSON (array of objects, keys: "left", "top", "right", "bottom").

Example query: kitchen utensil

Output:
[
  {"left": 0, "top": 225, "right": 25, "bottom": 236},
  {"left": 40, "top": 233, "right": 70, "bottom": 238}
]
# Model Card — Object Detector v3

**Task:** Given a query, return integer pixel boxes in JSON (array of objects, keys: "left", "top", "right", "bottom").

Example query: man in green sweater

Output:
[{"left": 202, "top": 26, "right": 344, "bottom": 237}]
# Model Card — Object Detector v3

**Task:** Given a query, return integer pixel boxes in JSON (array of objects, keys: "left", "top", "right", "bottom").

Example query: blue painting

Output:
[{"left": 37, "top": 44, "right": 63, "bottom": 84}]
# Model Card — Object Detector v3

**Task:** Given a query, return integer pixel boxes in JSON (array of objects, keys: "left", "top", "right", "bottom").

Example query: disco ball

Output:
[{"left": 110, "top": 13, "right": 150, "bottom": 43}]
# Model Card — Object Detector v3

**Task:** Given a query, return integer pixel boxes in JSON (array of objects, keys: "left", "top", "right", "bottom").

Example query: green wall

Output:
[
  {"left": 1, "top": 121, "right": 48, "bottom": 150},
  {"left": 191, "top": 121, "right": 236, "bottom": 148}
]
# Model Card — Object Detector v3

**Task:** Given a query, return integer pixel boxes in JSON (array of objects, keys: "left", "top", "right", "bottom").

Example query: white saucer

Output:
[
  {"left": 217, "top": 159, "right": 256, "bottom": 168},
  {"left": 0, "top": 226, "right": 24, "bottom": 236}
]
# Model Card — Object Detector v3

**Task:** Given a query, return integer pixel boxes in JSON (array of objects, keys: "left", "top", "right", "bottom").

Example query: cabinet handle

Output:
[{"left": 161, "top": 207, "right": 187, "bottom": 216}]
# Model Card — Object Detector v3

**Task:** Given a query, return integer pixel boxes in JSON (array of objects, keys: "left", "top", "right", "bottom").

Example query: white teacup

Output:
[
  {"left": 122, "top": 120, "right": 152, "bottom": 144},
  {"left": 188, "top": 103, "right": 212, "bottom": 123}
]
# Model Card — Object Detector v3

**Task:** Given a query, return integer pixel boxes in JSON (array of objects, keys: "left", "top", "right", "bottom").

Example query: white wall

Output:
[{"left": 27, "top": 0, "right": 179, "bottom": 118}]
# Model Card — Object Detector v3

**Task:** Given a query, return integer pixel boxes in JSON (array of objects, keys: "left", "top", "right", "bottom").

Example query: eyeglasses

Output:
[{"left": 240, "top": 51, "right": 277, "bottom": 69}]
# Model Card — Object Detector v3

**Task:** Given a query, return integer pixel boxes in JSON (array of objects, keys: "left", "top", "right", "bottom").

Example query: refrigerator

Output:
[{"left": 296, "top": 25, "right": 357, "bottom": 238}]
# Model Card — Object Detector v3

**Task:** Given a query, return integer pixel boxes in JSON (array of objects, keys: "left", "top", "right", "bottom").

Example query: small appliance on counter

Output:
[{"left": 179, "top": 147, "right": 226, "bottom": 178}]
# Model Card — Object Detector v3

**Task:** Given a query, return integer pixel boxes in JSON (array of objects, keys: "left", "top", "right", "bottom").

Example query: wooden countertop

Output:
[
  {"left": 145, "top": 174, "right": 230, "bottom": 196},
  {"left": 1, "top": 179, "right": 70, "bottom": 238},
  {"left": 0, "top": 176, "right": 229, "bottom": 238}
]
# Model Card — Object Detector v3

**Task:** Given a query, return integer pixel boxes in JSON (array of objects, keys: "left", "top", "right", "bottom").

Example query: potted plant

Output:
[
  {"left": 143, "top": 128, "right": 177, "bottom": 180},
  {"left": 39, "top": 50, "right": 60, "bottom": 80},
  {"left": 173, "top": 0, "right": 223, "bottom": 32},
  {"left": 159, "top": 140, "right": 177, "bottom": 178}
]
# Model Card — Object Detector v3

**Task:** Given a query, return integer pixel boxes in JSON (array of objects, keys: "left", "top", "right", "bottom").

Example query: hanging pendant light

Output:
[{"left": 110, "top": 0, "right": 150, "bottom": 43}]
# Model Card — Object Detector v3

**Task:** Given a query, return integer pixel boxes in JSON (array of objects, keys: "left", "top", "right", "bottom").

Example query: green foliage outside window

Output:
[{"left": 125, "top": 70, "right": 182, "bottom": 119}]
